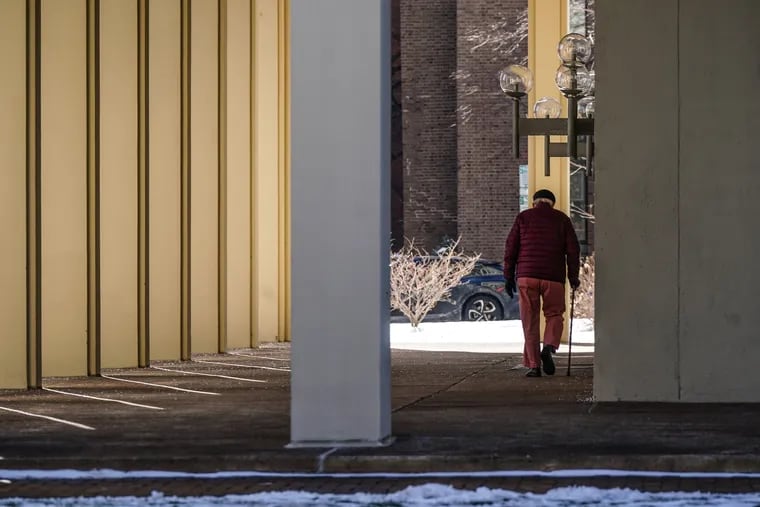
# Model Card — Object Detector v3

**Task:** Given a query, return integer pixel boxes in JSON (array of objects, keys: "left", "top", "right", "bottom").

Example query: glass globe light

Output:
[
  {"left": 578, "top": 96, "right": 595, "bottom": 118},
  {"left": 533, "top": 97, "right": 561, "bottom": 118},
  {"left": 557, "top": 33, "right": 592, "bottom": 65},
  {"left": 555, "top": 64, "right": 590, "bottom": 96},
  {"left": 499, "top": 64, "right": 534, "bottom": 96}
]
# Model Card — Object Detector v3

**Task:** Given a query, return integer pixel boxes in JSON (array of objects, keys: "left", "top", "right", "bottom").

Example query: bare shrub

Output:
[
  {"left": 390, "top": 238, "right": 480, "bottom": 328},
  {"left": 573, "top": 254, "right": 595, "bottom": 319}
]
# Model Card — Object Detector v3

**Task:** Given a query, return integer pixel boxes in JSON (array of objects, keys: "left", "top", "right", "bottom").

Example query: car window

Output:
[{"left": 471, "top": 263, "right": 503, "bottom": 276}]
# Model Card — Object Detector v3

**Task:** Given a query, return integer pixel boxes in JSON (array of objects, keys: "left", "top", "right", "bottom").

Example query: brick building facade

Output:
[{"left": 394, "top": 0, "right": 528, "bottom": 260}]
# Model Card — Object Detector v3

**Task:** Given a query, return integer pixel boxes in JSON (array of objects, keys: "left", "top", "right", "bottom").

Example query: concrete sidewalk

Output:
[{"left": 2, "top": 343, "right": 760, "bottom": 498}]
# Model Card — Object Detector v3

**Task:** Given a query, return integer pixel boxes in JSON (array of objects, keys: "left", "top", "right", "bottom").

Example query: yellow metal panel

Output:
[
  {"left": 528, "top": 0, "right": 570, "bottom": 344},
  {"left": 226, "top": 0, "right": 252, "bottom": 349},
  {"left": 252, "top": 0, "right": 281, "bottom": 343},
  {"left": 190, "top": 0, "right": 220, "bottom": 354},
  {"left": 0, "top": 0, "right": 29, "bottom": 388},
  {"left": 148, "top": 0, "right": 182, "bottom": 361},
  {"left": 528, "top": 0, "right": 569, "bottom": 213},
  {"left": 41, "top": 0, "right": 88, "bottom": 377},
  {"left": 100, "top": 0, "right": 139, "bottom": 368}
]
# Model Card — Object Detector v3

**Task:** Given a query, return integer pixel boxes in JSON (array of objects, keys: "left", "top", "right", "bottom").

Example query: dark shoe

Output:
[
  {"left": 525, "top": 367, "right": 542, "bottom": 377},
  {"left": 541, "top": 346, "right": 556, "bottom": 376}
]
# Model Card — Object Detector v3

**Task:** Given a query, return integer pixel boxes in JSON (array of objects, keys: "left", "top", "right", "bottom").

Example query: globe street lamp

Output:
[{"left": 500, "top": 33, "right": 595, "bottom": 174}]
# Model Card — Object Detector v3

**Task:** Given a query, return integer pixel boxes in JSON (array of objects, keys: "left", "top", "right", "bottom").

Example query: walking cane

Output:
[{"left": 567, "top": 288, "right": 576, "bottom": 376}]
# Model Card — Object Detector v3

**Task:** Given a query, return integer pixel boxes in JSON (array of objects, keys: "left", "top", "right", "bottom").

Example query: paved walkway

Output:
[{"left": 2, "top": 343, "right": 760, "bottom": 498}]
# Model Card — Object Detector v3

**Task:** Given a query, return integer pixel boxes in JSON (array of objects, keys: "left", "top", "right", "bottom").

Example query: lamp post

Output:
[{"left": 500, "top": 33, "right": 595, "bottom": 175}]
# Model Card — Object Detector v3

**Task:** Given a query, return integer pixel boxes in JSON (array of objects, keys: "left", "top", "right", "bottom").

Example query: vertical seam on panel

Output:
[
  {"left": 283, "top": 0, "right": 291, "bottom": 342},
  {"left": 250, "top": 0, "right": 258, "bottom": 348},
  {"left": 94, "top": 0, "right": 102, "bottom": 375},
  {"left": 181, "top": 0, "right": 192, "bottom": 360},
  {"left": 138, "top": 0, "right": 150, "bottom": 367},
  {"left": 218, "top": 0, "right": 228, "bottom": 353},
  {"left": 26, "top": 0, "right": 42, "bottom": 388},
  {"left": 86, "top": 0, "right": 102, "bottom": 376}
]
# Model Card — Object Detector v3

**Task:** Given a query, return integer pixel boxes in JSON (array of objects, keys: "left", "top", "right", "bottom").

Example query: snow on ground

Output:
[
  {"left": 390, "top": 318, "right": 594, "bottom": 354},
  {"left": 3, "top": 483, "right": 760, "bottom": 506}
]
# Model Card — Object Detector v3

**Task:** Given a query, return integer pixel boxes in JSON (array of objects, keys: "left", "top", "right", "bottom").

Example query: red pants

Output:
[{"left": 517, "top": 277, "right": 566, "bottom": 368}]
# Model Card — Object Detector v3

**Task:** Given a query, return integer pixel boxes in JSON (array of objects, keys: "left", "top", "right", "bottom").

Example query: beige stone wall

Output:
[{"left": 0, "top": 0, "right": 290, "bottom": 388}]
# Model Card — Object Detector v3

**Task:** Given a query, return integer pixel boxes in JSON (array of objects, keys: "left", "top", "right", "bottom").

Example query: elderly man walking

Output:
[{"left": 503, "top": 189, "right": 581, "bottom": 377}]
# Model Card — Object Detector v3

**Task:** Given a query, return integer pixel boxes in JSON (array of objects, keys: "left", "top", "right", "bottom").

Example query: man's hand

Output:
[
  {"left": 569, "top": 278, "right": 580, "bottom": 290},
  {"left": 505, "top": 277, "right": 517, "bottom": 299}
]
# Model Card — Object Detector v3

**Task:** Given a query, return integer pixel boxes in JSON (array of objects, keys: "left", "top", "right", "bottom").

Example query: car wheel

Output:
[{"left": 463, "top": 295, "right": 503, "bottom": 321}]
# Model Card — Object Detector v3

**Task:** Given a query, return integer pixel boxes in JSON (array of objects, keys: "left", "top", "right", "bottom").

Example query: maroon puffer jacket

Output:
[{"left": 503, "top": 202, "right": 580, "bottom": 285}]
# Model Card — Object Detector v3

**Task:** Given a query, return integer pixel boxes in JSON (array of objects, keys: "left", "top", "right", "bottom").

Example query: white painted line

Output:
[
  {"left": 42, "top": 388, "right": 164, "bottom": 411},
  {"left": 0, "top": 406, "right": 95, "bottom": 431},
  {"left": 228, "top": 351, "right": 289, "bottom": 362},
  {"left": 101, "top": 374, "right": 220, "bottom": 396},
  {"left": 194, "top": 359, "right": 290, "bottom": 372},
  {"left": 150, "top": 366, "right": 265, "bottom": 383}
]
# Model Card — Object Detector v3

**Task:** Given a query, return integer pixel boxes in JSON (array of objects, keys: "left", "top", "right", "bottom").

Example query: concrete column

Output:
[
  {"left": 594, "top": 0, "right": 680, "bottom": 401},
  {"left": 595, "top": 0, "right": 760, "bottom": 401},
  {"left": 290, "top": 0, "right": 391, "bottom": 446},
  {"left": 677, "top": 0, "right": 760, "bottom": 401},
  {"left": 0, "top": 0, "right": 28, "bottom": 388}
]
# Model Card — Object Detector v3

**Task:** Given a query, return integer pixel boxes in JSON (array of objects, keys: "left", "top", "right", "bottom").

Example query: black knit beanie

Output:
[{"left": 533, "top": 189, "right": 556, "bottom": 204}]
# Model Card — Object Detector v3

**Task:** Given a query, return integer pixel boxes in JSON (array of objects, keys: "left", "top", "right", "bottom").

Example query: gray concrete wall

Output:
[
  {"left": 677, "top": 0, "right": 760, "bottom": 401},
  {"left": 290, "top": 0, "right": 392, "bottom": 444},
  {"left": 595, "top": 0, "right": 760, "bottom": 401}
]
